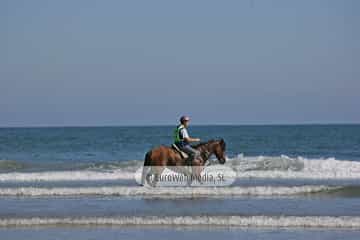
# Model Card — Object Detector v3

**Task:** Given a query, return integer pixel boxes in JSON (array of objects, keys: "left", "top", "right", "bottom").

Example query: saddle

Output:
[{"left": 171, "top": 144, "right": 189, "bottom": 159}]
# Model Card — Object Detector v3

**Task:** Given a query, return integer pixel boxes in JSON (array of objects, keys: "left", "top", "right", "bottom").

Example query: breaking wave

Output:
[
  {"left": 0, "top": 155, "right": 360, "bottom": 182},
  {"left": 1, "top": 216, "right": 360, "bottom": 228},
  {"left": 0, "top": 185, "right": 341, "bottom": 197},
  {"left": 229, "top": 155, "right": 360, "bottom": 179},
  {"left": 0, "top": 169, "right": 133, "bottom": 182}
]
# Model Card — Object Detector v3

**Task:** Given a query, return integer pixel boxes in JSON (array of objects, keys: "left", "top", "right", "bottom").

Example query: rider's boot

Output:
[{"left": 186, "top": 155, "right": 194, "bottom": 166}]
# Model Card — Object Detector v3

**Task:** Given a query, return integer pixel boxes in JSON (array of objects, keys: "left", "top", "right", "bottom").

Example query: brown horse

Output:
[{"left": 141, "top": 139, "right": 226, "bottom": 186}]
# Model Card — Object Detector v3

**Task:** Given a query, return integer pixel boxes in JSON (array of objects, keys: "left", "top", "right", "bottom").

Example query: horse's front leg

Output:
[
  {"left": 191, "top": 160, "right": 204, "bottom": 185},
  {"left": 169, "top": 165, "right": 193, "bottom": 186}
]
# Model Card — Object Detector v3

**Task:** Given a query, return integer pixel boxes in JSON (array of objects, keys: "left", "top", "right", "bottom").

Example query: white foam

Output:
[
  {"left": 229, "top": 155, "right": 360, "bottom": 179},
  {"left": 0, "top": 185, "right": 339, "bottom": 197},
  {"left": 1, "top": 156, "right": 360, "bottom": 182},
  {"left": 1, "top": 216, "right": 360, "bottom": 228},
  {"left": 135, "top": 165, "right": 237, "bottom": 187},
  {"left": 0, "top": 170, "right": 133, "bottom": 182}
]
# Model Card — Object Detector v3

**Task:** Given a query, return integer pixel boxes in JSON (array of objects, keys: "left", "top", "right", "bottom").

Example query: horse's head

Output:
[{"left": 214, "top": 138, "right": 226, "bottom": 164}]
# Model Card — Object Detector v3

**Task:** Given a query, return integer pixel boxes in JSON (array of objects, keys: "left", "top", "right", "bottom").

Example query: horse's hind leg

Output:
[
  {"left": 142, "top": 166, "right": 152, "bottom": 186},
  {"left": 147, "top": 166, "right": 164, "bottom": 187},
  {"left": 146, "top": 167, "right": 157, "bottom": 187},
  {"left": 144, "top": 167, "right": 153, "bottom": 187}
]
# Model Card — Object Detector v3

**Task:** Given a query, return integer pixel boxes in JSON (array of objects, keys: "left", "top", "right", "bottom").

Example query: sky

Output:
[{"left": 1, "top": 0, "right": 359, "bottom": 126}]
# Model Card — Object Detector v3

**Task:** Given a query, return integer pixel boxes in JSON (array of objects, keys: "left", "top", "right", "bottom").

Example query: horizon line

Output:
[{"left": 1, "top": 122, "right": 359, "bottom": 128}]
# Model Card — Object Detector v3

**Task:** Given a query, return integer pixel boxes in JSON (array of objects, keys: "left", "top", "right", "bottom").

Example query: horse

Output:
[{"left": 141, "top": 139, "right": 226, "bottom": 187}]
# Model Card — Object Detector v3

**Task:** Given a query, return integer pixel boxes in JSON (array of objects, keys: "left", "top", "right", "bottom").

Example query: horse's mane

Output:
[{"left": 193, "top": 139, "right": 218, "bottom": 149}]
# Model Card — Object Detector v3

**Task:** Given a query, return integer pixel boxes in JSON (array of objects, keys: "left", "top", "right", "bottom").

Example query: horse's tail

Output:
[{"left": 141, "top": 151, "right": 152, "bottom": 185}]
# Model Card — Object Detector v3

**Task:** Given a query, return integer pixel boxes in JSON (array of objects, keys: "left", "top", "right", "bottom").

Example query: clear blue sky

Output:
[{"left": 1, "top": 0, "right": 359, "bottom": 126}]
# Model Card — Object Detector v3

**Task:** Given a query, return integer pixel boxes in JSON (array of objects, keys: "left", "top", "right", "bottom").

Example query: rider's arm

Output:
[
  {"left": 184, "top": 137, "right": 201, "bottom": 143},
  {"left": 181, "top": 128, "right": 200, "bottom": 143}
]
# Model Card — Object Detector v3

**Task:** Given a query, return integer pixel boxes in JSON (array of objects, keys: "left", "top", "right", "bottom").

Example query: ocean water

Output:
[{"left": 1, "top": 125, "right": 360, "bottom": 239}]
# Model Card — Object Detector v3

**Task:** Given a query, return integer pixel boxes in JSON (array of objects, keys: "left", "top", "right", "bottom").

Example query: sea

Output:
[{"left": 0, "top": 125, "right": 360, "bottom": 239}]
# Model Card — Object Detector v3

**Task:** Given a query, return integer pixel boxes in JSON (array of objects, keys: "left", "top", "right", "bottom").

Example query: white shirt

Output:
[{"left": 180, "top": 127, "right": 189, "bottom": 139}]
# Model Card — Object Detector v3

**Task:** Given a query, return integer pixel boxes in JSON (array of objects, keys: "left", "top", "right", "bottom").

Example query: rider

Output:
[{"left": 174, "top": 116, "right": 201, "bottom": 165}]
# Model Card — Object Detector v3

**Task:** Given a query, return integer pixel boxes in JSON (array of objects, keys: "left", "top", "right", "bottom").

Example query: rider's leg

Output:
[{"left": 180, "top": 145, "right": 200, "bottom": 165}]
